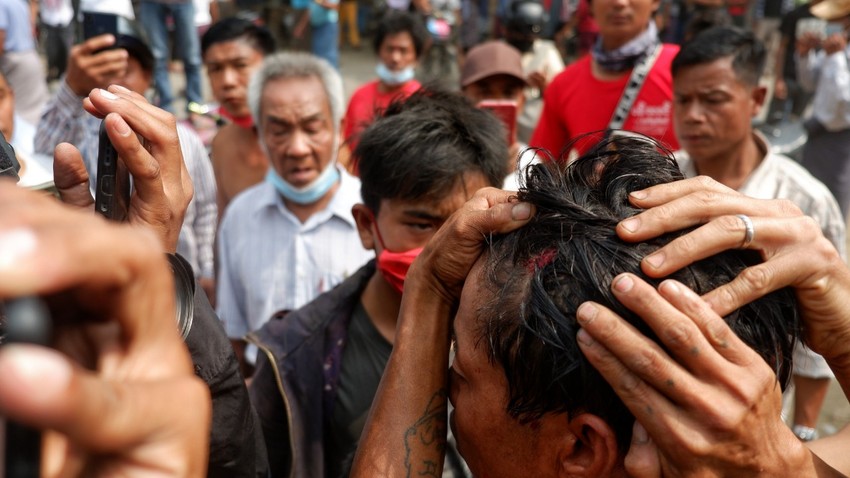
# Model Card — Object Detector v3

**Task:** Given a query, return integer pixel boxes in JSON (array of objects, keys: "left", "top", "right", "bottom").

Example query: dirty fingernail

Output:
[
  {"left": 621, "top": 217, "right": 640, "bottom": 233},
  {"left": 577, "top": 328, "right": 594, "bottom": 346},
  {"left": 613, "top": 274, "right": 634, "bottom": 293},
  {"left": 645, "top": 251, "right": 666, "bottom": 269},
  {"left": 577, "top": 302, "right": 598, "bottom": 324},
  {"left": 511, "top": 202, "right": 532, "bottom": 221}
]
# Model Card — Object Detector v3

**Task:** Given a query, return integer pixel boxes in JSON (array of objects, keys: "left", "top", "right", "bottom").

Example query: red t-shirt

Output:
[
  {"left": 530, "top": 44, "right": 680, "bottom": 158},
  {"left": 343, "top": 79, "right": 422, "bottom": 147}
]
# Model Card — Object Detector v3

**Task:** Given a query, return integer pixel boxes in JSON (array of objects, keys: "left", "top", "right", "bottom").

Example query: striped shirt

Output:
[
  {"left": 216, "top": 168, "right": 371, "bottom": 338},
  {"left": 35, "top": 81, "right": 218, "bottom": 279}
]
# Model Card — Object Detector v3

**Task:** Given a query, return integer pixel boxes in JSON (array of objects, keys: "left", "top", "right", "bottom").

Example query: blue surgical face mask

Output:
[
  {"left": 376, "top": 62, "right": 416, "bottom": 86},
  {"left": 266, "top": 162, "right": 341, "bottom": 205}
]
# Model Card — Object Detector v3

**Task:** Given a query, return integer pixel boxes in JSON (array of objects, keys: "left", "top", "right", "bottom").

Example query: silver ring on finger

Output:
[{"left": 736, "top": 214, "right": 755, "bottom": 249}]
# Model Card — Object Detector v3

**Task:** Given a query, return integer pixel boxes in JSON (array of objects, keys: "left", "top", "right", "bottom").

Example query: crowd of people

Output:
[{"left": 1, "top": 0, "right": 850, "bottom": 476}]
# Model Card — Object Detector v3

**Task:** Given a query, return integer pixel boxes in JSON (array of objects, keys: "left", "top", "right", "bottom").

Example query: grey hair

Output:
[{"left": 248, "top": 52, "right": 344, "bottom": 130}]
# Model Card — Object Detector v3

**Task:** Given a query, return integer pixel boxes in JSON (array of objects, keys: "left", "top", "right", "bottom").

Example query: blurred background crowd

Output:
[{"left": 1, "top": 0, "right": 849, "bottom": 474}]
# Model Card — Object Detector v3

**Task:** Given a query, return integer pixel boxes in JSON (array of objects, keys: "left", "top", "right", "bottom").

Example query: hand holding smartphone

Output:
[{"left": 82, "top": 12, "right": 118, "bottom": 40}]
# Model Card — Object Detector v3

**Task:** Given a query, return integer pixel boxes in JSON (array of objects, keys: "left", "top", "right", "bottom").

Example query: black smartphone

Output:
[
  {"left": 82, "top": 11, "right": 119, "bottom": 41},
  {"left": 95, "top": 120, "right": 131, "bottom": 222}
]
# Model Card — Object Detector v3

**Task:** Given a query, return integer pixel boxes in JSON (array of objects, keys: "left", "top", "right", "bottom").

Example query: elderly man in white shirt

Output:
[{"left": 216, "top": 52, "right": 371, "bottom": 368}]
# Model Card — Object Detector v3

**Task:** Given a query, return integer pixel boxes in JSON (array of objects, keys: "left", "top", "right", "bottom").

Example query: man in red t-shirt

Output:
[
  {"left": 530, "top": 0, "right": 680, "bottom": 157},
  {"left": 341, "top": 11, "right": 428, "bottom": 172}
]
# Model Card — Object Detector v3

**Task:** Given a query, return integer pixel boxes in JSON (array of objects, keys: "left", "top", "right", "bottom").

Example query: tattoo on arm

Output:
[{"left": 404, "top": 389, "right": 448, "bottom": 478}]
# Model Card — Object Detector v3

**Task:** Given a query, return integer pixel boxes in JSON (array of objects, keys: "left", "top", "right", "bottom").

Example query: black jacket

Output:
[{"left": 184, "top": 272, "right": 269, "bottom": 477}]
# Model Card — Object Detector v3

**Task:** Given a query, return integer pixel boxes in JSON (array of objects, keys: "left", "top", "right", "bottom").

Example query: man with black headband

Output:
[{"left": 530, "top": 0, "right": 679, "bottom": 156}]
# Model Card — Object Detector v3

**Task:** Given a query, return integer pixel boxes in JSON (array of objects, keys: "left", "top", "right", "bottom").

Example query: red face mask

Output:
[{"left": 372, "top": 217, "right": 424, "bottom": 294}]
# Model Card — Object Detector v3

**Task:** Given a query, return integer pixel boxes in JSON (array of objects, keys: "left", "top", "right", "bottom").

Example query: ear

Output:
[
  {"left": 558, "top": 413, "right": 620, "bottom": 478},
  {"left": 751, "top": 85, "right": 768, "bottom": 118},
  {"left": 352, "top": 203, "right": 377, "bottom": 251}
]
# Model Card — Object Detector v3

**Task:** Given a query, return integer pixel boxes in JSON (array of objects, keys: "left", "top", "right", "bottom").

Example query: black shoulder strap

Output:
[{"left": 607, "top": 43, "right": 663, "bottom": 132}]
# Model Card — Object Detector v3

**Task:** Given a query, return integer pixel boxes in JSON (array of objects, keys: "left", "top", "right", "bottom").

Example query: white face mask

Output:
[{"left": 376, "top": 62, "right": 416, "bottom": 86}]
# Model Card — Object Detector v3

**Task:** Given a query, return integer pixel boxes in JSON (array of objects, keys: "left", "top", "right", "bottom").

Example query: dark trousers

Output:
[
  {"left": 802, "top": 122, "right": 850, "bottom": 219},
  {"left": 42, "top": 22, "right": 74, "bottom": 81}
]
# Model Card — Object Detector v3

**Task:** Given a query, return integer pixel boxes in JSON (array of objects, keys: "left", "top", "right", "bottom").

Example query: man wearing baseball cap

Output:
[
  {"left": 796, "top": 0, "right": 850, "bottom": 218},
  {"left": 460, "top": 41, "right": 540, "bottom": 190}
]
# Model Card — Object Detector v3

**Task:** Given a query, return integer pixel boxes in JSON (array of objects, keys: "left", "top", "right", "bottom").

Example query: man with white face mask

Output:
[
  {"left": 341, "top": 10, "right": 427, "bottom": 169},
  {"left": 216, "top": 52, "right": 371, "bottom": 371}
]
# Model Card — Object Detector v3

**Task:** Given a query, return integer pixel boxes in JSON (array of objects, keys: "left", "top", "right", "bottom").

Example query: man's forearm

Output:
[{"left": 351, "top": 282, "right": 453, "bottom": 478}]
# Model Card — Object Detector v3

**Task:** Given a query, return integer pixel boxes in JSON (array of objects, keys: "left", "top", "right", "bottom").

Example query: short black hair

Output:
[
  {"left": 372, "top": 10, "right": 429, "bottom": 59},
  {"left": 481, "top": 136, "right": 800, "bottom": 451},
  {"left": 355, "top": 88, "right": 507, "bottom": 213},
  {"left": 201, "top": 17, "right": 276, "bottom": 59},
  {"left": 672, "top": 26, "right": 766, "bottom": 86}
]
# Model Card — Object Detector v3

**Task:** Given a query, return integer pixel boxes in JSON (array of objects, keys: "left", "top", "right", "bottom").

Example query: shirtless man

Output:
[{"left": 202, "top": 17, "right": 275, "bottom": 217}]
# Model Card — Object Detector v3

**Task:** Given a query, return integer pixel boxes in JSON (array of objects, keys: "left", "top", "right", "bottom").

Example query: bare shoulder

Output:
[{"left": 211, "top": 124, "right": 239, "bottom": 151}]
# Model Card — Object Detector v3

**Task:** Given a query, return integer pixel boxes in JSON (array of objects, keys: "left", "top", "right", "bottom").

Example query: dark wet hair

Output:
[{"left": 481, "top": 136, "right": 800, "bottom": 451}]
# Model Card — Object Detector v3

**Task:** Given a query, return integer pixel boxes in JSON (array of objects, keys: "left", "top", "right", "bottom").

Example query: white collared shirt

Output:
[
  {"left": 797, "top": 44, "right": 850, "bottom": 132},
  {"left": 216, "top": 167, "right": 371, "bottom": 338}
]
